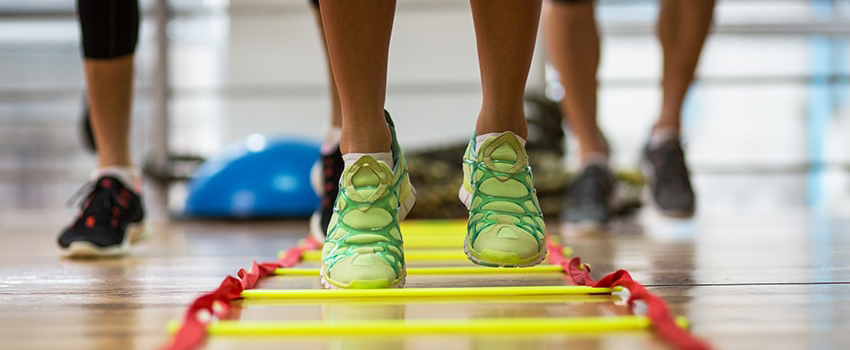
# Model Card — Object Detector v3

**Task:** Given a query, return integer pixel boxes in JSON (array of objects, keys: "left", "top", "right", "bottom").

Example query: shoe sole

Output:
[
  {"left": 652, "top": 205, "right": 695, "bottom": 218},
  {"left": 319, "top": 184, "right": 416, "bottom": 289},
  {"left": 458, "top": 186, "right": 547, "bottom": 268},
  {"left": 62, "top": 222, "right": 145, "bottom": 259},
  {"left": 128, "top": 221, "right": 149, "bottom": 243},
  {"left": 463, "top": 240, "right": 548, "bottom": 268},
  {"left": 320, "top": 269, "right": 407, "bottom": 289},
  {"left": 640, "top": 161, "right": 696, "bottom": 218}
]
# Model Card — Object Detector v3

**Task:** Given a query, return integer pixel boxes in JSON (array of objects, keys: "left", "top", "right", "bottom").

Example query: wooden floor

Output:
[
  {"left": 1, "top": 173, "right": 849, "bottom": 350},
  {"left": 2, "top": 1, "right": 849, "bottom": 349}
]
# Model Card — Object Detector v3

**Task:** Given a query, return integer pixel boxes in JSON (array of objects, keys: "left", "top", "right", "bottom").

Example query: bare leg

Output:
[
  {"left": 84, "top": 55, "right": 135, "bottom": 168},
  {"left": 471, "top": 0, "right": 542, "bottom": 139},
  {"left": 541, "top": 0, "right": 605, "bottom": 162},
  {"left": 656, "top": 0, "right": 715, "bottom": 131},
  {"left": 320, "top": 0, "right": 396, "bottom": 154},
  {"left": 60, "top": 0, "right": 144, "bottom": 258},
  {"left": 309, "top": 2, "right": 347, "bottom": 241},
  {"left": 311, "top": 4, "right": 342, "bottom": 129}
]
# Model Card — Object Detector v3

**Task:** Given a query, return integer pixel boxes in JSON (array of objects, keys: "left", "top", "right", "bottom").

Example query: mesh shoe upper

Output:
[
  {"left": 644, "top": 138, "right": 696, "bottom": 216},
  {"left": 58, "top": 176, "right": 144, "bottom": 249},
  {"left": 321, "top": 112, "right": 414, "bottom": 289},
  {"left": 461, "top": 132, "right": 546, "bottom": 267},
  {"left": 312, "top": 146, "right": 344, "bottom": 239},
  {"left": 564, "top": 163, "right": 615, "bottom": 225}
]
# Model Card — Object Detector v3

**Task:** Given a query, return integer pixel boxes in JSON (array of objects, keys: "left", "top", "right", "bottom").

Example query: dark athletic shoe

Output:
[
  {"left": 309, "top": 146, "right": 344, "bottom": 243},
  {"left": 643, "top": 138, "right": 696, "bottom": 217},
  {"left": 58, "top": 176, "right": 145, "bottom": 258},
  {"left": 564, "top": 163, "right": 615, "bottom": 230}
]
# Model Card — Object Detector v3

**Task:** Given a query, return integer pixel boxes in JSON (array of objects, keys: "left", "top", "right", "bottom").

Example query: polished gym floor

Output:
[
  {"left": 1, "top": 0, "right": 849, "bottom": 349},
  {"left": 3, "top": 175, "right": 850, "bottom": 349}
]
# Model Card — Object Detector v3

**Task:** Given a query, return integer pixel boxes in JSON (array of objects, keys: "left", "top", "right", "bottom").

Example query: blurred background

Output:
[{"left": 1, "top": 0, "right": 849, "bottom": 221}]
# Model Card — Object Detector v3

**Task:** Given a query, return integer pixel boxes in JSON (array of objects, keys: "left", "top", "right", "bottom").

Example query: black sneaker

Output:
[
  {"left": 643, "top": 138, "right": 696, "bottom": 217},
  {"left": 309, "top": 146, "right": 344, "bottom": 242},
  {"left": 58, "top": 176, "right": 145, "bottom": 258},
  {"left": 564, "top": 163, "right": 615, "bottom": 229}
]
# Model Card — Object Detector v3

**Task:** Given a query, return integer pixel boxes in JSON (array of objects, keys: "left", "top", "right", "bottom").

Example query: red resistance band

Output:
[
  {"left": 161, "top": 237, "right": 320, "bottom": 350},
  {"left": 546, "top": 240, "right": 713, "bottom": 350},
  {"left": 163, "top": 236, "right": 712, "bottom": 350}
]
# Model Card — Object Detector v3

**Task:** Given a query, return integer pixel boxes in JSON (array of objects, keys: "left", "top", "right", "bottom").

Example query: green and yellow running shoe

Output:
[
  {"left": 459, "top": 132, "right": 546, "bottom": 267},
  {"left": 320, "top": 112, "right": 415, "bottom": 289}
]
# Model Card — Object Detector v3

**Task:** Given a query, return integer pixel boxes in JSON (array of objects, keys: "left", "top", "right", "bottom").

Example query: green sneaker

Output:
[
  {"left": 459, "top": 132, "right": 546, "bottom": 267},
  {"left": 321, "top": 112, "right": 415, "bottom": 289}
]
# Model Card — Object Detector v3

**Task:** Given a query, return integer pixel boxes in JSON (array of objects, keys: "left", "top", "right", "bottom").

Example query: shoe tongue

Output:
[
  {"left": 489, "top": 142, "right": 519, "bottom": 163},
  {"left": 349, "top": 160, "right": 390, "bottom": 199},
  {"left": 352, "top": 164, "right": 382, "bottom": 187},
  {"left": 482, "top": 135, "right": 526, "bottom": 173},
  {"left": 351, "top": 166, "right": 381, "bottom": 187}
]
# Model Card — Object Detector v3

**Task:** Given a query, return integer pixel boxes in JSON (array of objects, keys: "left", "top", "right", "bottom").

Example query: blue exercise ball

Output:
[{"left": 185, "top": 134, "right": 321, "bottom": 217}]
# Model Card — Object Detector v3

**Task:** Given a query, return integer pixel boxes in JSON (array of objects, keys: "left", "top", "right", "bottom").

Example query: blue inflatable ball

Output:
[{"left": 185, "top": 134, "right": 321, "bottom": 218}]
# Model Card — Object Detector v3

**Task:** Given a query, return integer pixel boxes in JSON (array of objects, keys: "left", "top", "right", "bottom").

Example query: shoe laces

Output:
[
  {"left": 66, "top": 180, "right": 96, "bottom": 208},
  {"left": 67, "top": 178, "right": 133, "bottom": 228}
]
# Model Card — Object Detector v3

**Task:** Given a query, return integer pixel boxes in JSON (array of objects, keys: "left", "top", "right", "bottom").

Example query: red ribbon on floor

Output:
[
  {"left": 547, "top": 240, "right": 712, "bottom": 350},
  {"left": 161, "top": 237, "right": 319, "bottom": 350}
]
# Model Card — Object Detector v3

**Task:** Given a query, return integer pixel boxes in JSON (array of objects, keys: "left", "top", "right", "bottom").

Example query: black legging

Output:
[
  {"left": 77, "top": 0, "right": 140, "bottom": 59},
  {"left": 77, "top": 0, "right": 323, "bottom": 59}
]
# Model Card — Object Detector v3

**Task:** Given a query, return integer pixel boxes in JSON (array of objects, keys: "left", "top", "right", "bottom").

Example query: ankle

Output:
[
  {"left": 578, "top": 141, "right": 608, "bottom": 159},
  {"left": 648, "top": 127, "right": 680, "bottom": 150},
  {"left": 476, "top": 124, "right": 528, "bottom": 140},
  {"left": 92, "top": 166, "right": 140, "bottom": 191},
  {"left": 342, "top": 152, "right": 394, "bottom": 170},
  {"left": 653, "top": 117, "right": 681, "bottom": 133},
  {"left": 340, "top": 124, "right": 391, "bottom": 154},
  {"left": 476, "top": 107, "right": 529, "bottom": 139},
  {"left": 579, "top": 152, "right": 608, "bottom": 169}
]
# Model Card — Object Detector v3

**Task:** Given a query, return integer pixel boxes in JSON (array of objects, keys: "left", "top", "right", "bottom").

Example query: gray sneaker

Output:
[
  {"left": 643, "top": 138, "right": 696, "bottom": 217},
  {"left": 563, "top": 163, "right": 615, "bottom": 229}
]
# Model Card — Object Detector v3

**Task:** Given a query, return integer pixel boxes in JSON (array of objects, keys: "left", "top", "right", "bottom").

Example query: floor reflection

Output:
[
  {"left": 323, "top": 303, "right": 405, "bottom": 350},
  {"left": 71, "top": 258, "right": 142, "bottom": 350}
]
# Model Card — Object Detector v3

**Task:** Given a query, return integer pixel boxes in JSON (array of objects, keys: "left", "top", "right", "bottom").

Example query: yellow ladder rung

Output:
[
  {"left": 241, "top": 285, "right": 620, "bottom": 300},
  {"left": 293, "top": 249, "right": 466, "bottom": 262},
  {"left": 275, "top": 265, "right": 564, "bottom": 276},
  {"left": 167, "top": 316, "right": 689, "bottom": 336},
  {"left": 240, "top": 294, "right": 618, "bottom": 307},
  {"left": 399, "top": 220, "right": 468, "bottom": 236},
  {"left": 298, "top": 235, "right": 466, "bottom": 250},
  {"left": 287, "top": 247, "right": 572, "bottom": 262}
]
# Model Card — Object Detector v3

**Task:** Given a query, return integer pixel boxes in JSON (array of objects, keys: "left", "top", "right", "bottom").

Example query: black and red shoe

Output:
[
  {"left": 58, "top": 176, "right": 145, "bottom": 258},
  {"left": 309, "top": 146, "right": 344, "bottom": 243}
]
